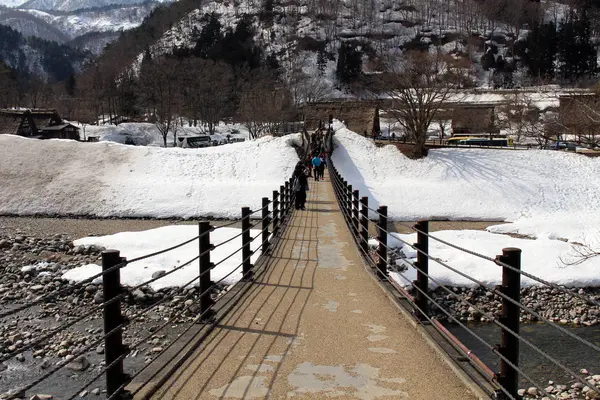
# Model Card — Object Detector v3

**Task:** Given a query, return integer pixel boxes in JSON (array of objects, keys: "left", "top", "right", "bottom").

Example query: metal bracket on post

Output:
[
  {"left": 272, "top": 190, "right": 280, "bottom": 236},
  {"left": 496, "top": 248, "right": 522, "bottom": 400},
  {"left": 376, "top": 206, "right": 388, "bottom": 279},
  {"left": 261, "top": 197, "right": 271, "bottom": 254},
  {"left": 102, "top": 250, "right": 130, "bottom": 399},
  {"left": 414, "top": 220, "right": 429, "bottom": 321},
  {"left": 360, "top": 196, "right": 369, "bottom": 256},
  {"left": 285, "top": 180, "right": 291, "bottom": 214},
  {"left": 198, "top": 222, "right": 215, "bottom": 323},
  {"left": 280, "top": 185, "right": 286, "bottom": 218},
  {"left": 241, "top": 207, "right": 254, "bottom": 281}
]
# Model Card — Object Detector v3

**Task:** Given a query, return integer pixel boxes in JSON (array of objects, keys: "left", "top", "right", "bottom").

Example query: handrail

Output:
[
  {"left": 0, "top": 171, "right": 297, "bottom": 400},
  {"left": 327, "top": 154, "right": 600, "bottom": 399}
]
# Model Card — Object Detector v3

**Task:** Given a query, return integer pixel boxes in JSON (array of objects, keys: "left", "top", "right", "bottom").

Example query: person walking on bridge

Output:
[
  {"left": 311, "top": 155, "right": 322, "bottom": 181},
  {"left": 293, "top": 164, "right": 309, "bottom": 210}
]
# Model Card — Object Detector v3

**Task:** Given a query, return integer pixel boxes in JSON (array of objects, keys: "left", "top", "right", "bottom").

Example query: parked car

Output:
[
  {"left": 177, "top": 136, "right": 212, "bottom": 148},
  {"left": 549, "top": 142, "right": 577, "bottom": 151}
]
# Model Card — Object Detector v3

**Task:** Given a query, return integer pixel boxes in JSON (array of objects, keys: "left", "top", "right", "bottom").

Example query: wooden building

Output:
[
  {"left": 0, "top": 109, "right": 79, "bottom": 140},
  {"left": 451, "top": 104, "right": 500, "bottom": 136},
  {"left": 559, "top": 94, "right": 600, "bottom": 144},
  {"left": 302, "top": 101, "right": 381, "bottom": 134}
]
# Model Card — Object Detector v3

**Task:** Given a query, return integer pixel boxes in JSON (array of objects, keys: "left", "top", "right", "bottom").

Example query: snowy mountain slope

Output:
[
  {"left": 0, "top": 8, "right": 69, "bottom": 41},
  {"left": 0, "top": 2, "right": 161, "bottom": 39},
  {"left": 0, "top": 24, "right": 89, "bottom": 79},
  {"left": 0, "top": 0, "right": 24, "bottom": 7},
  {"left": 19, "top": 0, "right": 173, "bottom": 12},
  {"left": 25, "top": 4, "right": 156, "bottom": 37}
]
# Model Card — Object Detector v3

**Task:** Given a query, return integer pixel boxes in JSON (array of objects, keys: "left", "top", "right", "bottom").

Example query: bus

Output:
[
  {"left": 447, "top": 137, "right": 508, "bottom": 147},
  {"left": 177, "top": 136, "right": 212, "bottom": 148}
]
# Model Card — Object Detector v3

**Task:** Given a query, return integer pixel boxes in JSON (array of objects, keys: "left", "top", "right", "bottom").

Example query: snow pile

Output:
[
  {"left": 382, "top": 230, "right": 600, "bottom": 289},
  {"left": 331, "top": 122, "right": 600, "bottom": 243},
  {"left": 0, "top": 133, "right": 299, "bottom": 218},
  {"left": 63, "top": 225, "right": 262, "bottom": 289}
]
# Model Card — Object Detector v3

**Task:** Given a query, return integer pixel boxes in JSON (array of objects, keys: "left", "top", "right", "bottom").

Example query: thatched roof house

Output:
[
  {"left": 0, "top": 109, "right": 79, "bottom": 140},
  {"left": 302, "top": 101, "right": 381, "bottom": 134}
]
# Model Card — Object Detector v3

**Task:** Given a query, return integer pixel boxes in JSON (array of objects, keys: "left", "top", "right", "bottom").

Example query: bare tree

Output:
[
  {"left": 382, "top": 51, "right": 465, "bottom": 158},
  {"left": 141, "top": 57, "right": 182, "bottom": 147},
  {"left": 181, "top": 58, "right": 233, "bottom": 135},
  {"left": 238, "top": 71, "right": 291, "bottom": 139}
]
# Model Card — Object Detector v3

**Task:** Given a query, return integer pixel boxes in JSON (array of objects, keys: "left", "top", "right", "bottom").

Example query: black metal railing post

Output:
[
  {"left": 342, "top": 180, "right": 347, "bottom": 213},
  {"left": 198, "top": 221, "right": 215, "bottom": 322},
  {"left": 496, "top": 248, "right": 522, "bottom": 400},
  {"left": 102, "top": 250, "right": 128, "bottom": 398},
  {"left": 285, "top": 180, "right": 291, "bottom": 213},
  {"left": 280, "top": 185, "right": 286, "bottom": 217},
  {"left": 241, "top": 207, "right": 254, "bottom": 281},
  {"left": 347, "top": 184, "right": 353, "bottom": 218},
  {"left": 261, "top": 197, "right": 271, "bottom": 253},
  {"left": 272, "top": 190, "right": 280, "bottom": 234},
  {"left": 360, "top": 196, "right": 369, "bottom": 255},
  {"left": 376, "top": 206, "right": 388, "bottom": 279},
  {"left": 414, "top": 220, "right": 430, "bottom": 319},
  {"left": 352, "top": 189, "right": 359, "bottom": 235}
]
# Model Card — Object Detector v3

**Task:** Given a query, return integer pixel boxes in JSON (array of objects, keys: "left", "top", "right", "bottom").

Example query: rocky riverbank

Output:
[
  {"left": 379, "top": 247, "right": 600, "bottom": 326},
  {"left": 0, "top": 233, "right": 227, "bottom": 399},
  {"left": 520, "top": 369, "right": 600, "bottom": 400},
  {"left": 425, "top": 285, "right": 600, "bottom": 326}
]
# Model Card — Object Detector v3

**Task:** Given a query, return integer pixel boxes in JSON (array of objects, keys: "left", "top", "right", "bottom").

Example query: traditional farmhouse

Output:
[
  {"left": 451, "top": 104, "right": 500, "bottom": 136},
  {"left": 0, "top": 109, "right": 79, "bottom": 140},
  {"left": 559, "top": 94, "right": 600, "bottom": 146},
  {"left": 302, "top": 101, "right": 380, "bottom": 134}
]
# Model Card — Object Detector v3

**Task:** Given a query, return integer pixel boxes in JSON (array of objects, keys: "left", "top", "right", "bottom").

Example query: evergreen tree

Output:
[
  {"left": 558, "top": 10, "right": 597, "bottom": 82},
  {"left": 194, "top": 13, "right": 223, "bottom": 59},
  {"left": 65, "top": 74, "right": 76, "bottom": 96},
  {"left": 317, "top": 49, "right": 327, "bottom": 76},
  {"left": 524, "top": 22, "right": 557, "bottom": 81},
  {"left": 336, "top": 41, "right": 362, "bottom": 84}
]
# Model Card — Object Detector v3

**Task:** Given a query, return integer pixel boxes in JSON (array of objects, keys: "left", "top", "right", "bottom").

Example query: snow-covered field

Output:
[
  {"left": 332, "top": 122, "right": 600, "bottom": 287},
  {"left": 0, "top": 133, "right": 299, "bottom": 219},
  {"left": 374, "top": 230, "right": 600, "bottom": 289},
  {"left": 63, "top": 225, "right": 262, "bottom": 289}
]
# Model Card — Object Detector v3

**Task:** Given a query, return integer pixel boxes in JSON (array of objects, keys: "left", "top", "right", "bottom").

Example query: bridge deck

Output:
[{"left": 143, "top": 172, "right": 479, "bottom": 400}]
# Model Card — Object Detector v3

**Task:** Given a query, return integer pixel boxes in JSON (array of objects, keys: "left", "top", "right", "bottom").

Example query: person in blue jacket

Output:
[{"left": 311, "top": 155, "right": 322, "bottom": 181}]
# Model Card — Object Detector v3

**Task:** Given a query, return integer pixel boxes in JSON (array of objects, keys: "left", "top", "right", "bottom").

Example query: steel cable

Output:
[
  {"left": 388, "top": 268, "right": 553, "bottom": 399},
  {"left": 0, "top": 251, "right": 207, "bottom": 364},
  {"left": 394, "top": 258, "right": 600, "bottom": 396},
  {"left": 0, "top": 261, "right": 127, "bottom": 320},
  {"left": 388, "top": 233, "right": 600, "bottom": 355},
  {"left": 127, "top": 233, "right": 206, "bottom": 264}
]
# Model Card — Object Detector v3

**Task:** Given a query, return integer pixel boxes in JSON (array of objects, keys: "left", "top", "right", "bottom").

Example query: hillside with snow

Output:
[
  {"left": 331, "top": 122, "right": 600, "bottom": 245},
  {"left": 0, "top": 134, "right": 299, "bottom": 219},
  {"left": 19, "top": 0, "right": 174, "bottom": 12}
]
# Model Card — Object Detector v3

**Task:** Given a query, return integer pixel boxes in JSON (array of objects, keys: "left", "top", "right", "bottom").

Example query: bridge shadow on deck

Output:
[{"left": 139, "top": 183, "right": 325, "bottom": 400}]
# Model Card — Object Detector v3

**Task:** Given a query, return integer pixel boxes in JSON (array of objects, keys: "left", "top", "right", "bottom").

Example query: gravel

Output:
[{"left": 0, "top": 227, "right": 232, "bottom": 399}]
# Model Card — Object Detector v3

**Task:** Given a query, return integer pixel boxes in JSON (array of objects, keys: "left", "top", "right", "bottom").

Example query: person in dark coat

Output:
[{"left": 293, "top": 164, "right": 309, "bottom": 210}]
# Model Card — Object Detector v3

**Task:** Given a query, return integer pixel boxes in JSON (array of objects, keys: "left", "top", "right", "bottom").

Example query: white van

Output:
[{"left": 177, "top": 136, "right": 212, "bottom": 148}]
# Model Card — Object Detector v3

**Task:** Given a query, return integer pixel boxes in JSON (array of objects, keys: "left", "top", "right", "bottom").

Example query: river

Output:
[{"left": 445, "top": 322, "right": 600, "bottom": 387}]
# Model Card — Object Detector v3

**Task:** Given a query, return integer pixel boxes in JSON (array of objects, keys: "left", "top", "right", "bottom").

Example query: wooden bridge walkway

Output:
[{"left": 130, "top": 171, "right": 480, "bottom": 400}]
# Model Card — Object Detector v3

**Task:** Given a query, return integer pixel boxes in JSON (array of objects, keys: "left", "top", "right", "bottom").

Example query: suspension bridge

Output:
[{"left": 1, "top": 134, "right": 599, "bottom": 400}]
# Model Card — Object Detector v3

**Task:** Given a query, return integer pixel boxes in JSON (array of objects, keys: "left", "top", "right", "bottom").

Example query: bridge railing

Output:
[
  {"left": 328, "top": 156, "right": 600, "bottom": 400},
  {"left": 0, "top": 176, "right": 298, "bottom": 400}
]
